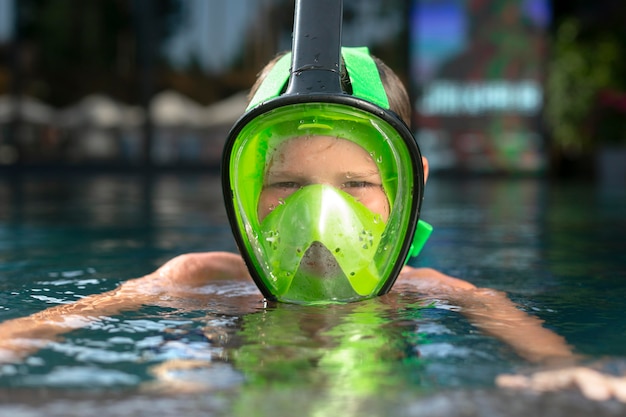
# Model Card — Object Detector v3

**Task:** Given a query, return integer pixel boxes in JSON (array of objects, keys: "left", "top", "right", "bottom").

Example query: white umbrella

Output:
[
  {"left": 150, "top": 90, "right": 205, "bottom": 127},
  {"left": 198, "top": 91, "right": 248, "bottom": 128},
  {"left": 59, "top": 94, "right": 145, "bottom": 128},
  {"left": 0, "top": 95, "right": 56, "bottom": 125}
]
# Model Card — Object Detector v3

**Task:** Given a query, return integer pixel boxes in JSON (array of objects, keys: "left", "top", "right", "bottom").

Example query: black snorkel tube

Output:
[
  {"left": 222, "top": 0, "right": 427, "bottom": 303},
  {"left": 284, "top": 0, "right": 343, "bottom": 96}
]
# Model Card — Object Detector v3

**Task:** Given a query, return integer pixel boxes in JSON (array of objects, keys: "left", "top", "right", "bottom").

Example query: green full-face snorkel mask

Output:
[{"left": 222, "top": 0, "right": 432, "bottom": 305}]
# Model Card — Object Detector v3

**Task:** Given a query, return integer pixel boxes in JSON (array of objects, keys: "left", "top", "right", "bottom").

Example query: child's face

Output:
[{"left": 258, "top": 136, "right": 389, "bottom": 221}]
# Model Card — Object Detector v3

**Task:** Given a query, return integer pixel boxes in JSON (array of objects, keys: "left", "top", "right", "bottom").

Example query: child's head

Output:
[
  {"left": 250, "top": 51, "right": 429, "bottom": 224},
  {"left": 223, "top": 47, "right": 429, "bottom": 305}
]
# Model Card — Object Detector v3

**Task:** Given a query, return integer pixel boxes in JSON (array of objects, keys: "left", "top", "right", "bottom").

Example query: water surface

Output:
[{"left": 0, "top": 173, "right": 625, "bottom": 416}]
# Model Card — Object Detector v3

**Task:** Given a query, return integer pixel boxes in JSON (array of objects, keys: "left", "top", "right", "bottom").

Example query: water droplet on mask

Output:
[{"left": 265, "top": 230, "right": 281, "bottom": 250}]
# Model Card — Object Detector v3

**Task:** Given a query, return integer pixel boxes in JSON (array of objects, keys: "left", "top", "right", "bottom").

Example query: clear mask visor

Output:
[{"left": 227, "top": 102, "right": 419, "bottom": 304}]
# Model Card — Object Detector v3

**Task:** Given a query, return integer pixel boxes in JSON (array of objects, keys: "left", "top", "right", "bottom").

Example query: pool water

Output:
[{"left": 0, "top": 173, "right": 625, "bottom": 417}]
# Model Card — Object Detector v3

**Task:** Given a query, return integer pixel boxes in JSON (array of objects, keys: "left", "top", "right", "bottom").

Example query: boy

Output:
[{"left": 0, "top": 48, "right": 623, "bottom": 401}]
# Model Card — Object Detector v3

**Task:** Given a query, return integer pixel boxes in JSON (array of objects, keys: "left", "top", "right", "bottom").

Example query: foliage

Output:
[{"left": 545, "top": 18, "right": 626, "bottom": 154}]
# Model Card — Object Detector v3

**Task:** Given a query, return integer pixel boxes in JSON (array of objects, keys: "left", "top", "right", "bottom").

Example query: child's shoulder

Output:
[
  {"left": 154, "top": 252, "right": 250, "bottom": 287},
  {"left": 397, "top": 266, "right": 476, "bottom": 292}
]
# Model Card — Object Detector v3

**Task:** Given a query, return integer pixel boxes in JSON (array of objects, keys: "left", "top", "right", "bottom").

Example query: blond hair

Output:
[{"left": 248, "top": 52, "right": 412, "bottom": 127}]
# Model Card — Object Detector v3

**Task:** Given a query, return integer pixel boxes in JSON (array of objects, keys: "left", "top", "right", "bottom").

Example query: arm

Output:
[
  {"left": 450, "top": 286, "right": 575, "bottom": 364},
  {"left": 398, "top": 267, "right": 575, "bottom": 364},
  {"left": 0, "top": 251, "right": 250, "bottom": 362},
  {"left": 400, "top": 267, "right": 626, "bottom": 402}
]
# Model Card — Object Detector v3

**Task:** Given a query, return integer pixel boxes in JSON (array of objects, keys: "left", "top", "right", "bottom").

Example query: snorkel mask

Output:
[{"left": 222, "top": 0, "right": 432, "bottom": 304}]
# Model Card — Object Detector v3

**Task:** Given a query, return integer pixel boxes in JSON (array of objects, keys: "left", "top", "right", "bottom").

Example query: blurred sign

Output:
[{"left": 411, "top": 0, "right": 551, "bottom": 173}]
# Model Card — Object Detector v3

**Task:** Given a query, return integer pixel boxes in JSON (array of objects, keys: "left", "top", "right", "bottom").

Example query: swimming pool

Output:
[{"left": 0, "top": 172, "right": 625, "bottom": 417}]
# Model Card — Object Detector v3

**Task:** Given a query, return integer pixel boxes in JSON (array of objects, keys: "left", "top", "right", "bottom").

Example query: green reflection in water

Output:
[{"left": 230, "top": 296, "right": 433, "bottom": 416}]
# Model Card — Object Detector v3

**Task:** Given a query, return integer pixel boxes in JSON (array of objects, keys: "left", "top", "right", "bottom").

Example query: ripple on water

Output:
[{"left": 20, "top": 365, "right": 141, "bottom": 388}]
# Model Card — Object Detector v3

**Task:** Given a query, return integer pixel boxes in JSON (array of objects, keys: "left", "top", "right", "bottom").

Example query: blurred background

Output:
[{"left": 0, "top": 0, "right": 624, "bottom": 178}]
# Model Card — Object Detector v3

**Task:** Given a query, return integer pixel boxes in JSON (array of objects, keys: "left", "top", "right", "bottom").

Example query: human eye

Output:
[
  {"left": 269, "top": 181, "right": 301, "bottom": 190},
  {"left": 342, "top": 181, "right": 381, "bottom": 189}
]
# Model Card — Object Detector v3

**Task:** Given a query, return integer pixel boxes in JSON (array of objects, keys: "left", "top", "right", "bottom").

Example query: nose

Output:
[{"left": 301, "top": 242, "right": 341, "bottom": 278}]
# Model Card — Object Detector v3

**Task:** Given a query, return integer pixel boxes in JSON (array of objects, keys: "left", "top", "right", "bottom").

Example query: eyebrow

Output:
[
  {"left": 341, "top": 170, "right": 381, "bottom": 179},
  {"left": 264, "top": 170, "right": 303, "bottom": 179},
  {"left": 265, "top": 169, "right": 379, "bottom": 178}
]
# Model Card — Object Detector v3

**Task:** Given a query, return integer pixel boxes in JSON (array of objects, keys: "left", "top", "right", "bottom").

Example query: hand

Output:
[{"left": 497, "top": 366, "right": 626, "bottom": 402}]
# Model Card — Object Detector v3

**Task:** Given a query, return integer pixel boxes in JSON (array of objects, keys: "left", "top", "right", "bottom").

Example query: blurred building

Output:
[
  {"left": 411, "top": 0, "right": 551, "bottom": 174},
  {"left": 0, "top": 0, "right": 555, "bottom": 173}
]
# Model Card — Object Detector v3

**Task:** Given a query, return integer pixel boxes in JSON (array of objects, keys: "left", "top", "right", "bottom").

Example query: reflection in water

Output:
[
  {"left": 138, "top": 288, "right": 514, "bottom": 417},
  {"left": 238, "top": 302, "right": 415, "bottom": 416},
  {"left": 142, "top": 294, "right": 434, "bottom": 416},
  {"left": 233, "top": 298, "right": 419, "bottom": 388}
]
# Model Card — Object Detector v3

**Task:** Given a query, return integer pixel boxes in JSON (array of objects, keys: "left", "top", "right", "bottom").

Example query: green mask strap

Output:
[
  {"left": 405, "top": 220, "right": 433, "bottom": 264},
  {"left": 247, "top": 53, "right": 292, "bottom": 111},
  {"left": 341, "top": 47, "right": 389, "bottom": 109},
  {"left": 247, "top": 47, "right": 389, "bottom": 111}
]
